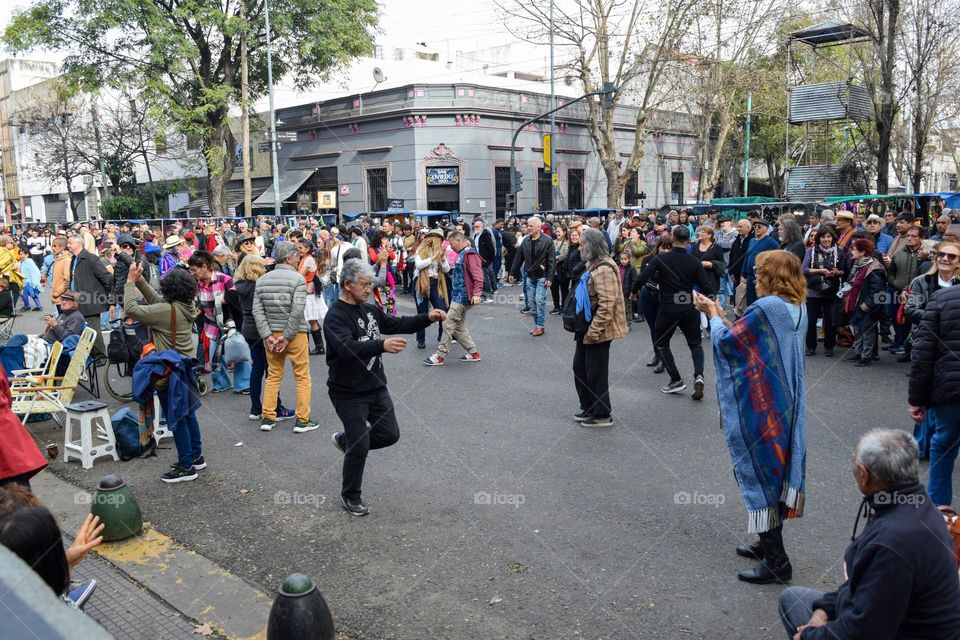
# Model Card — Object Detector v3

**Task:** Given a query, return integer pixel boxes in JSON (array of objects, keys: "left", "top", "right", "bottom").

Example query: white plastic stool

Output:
[
  {"left": 63, "top": 401, "right": 120, "bottom": 469},
  {"left": 152, "top": 394, "right": 171, "bottom": 443}
]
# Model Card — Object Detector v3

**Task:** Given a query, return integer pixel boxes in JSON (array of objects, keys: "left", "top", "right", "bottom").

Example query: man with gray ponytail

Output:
[{"left": 777, "top": 429, "right": 960, "bottom": 640}]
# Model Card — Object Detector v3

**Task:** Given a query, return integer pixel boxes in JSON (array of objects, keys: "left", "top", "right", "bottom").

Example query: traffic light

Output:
[
  {"left": 512, "top": 169, "right": 523, "bottom": 192},
  {"left": 602, "top": 82, "right": 616, "bottom": 109},
  {"left": 505, "top": 193, "right": 516, "bottom": 211}
]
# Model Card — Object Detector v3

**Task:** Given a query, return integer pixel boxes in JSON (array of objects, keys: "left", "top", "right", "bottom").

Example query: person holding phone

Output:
[{"left": 111, "top": 234, "right": 141, "bottom": 316}]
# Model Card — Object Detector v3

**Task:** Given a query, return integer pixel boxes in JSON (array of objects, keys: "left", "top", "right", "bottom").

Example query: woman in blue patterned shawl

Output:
[{"left": 694, "top": 249, "right": 807, "bottom": 586}]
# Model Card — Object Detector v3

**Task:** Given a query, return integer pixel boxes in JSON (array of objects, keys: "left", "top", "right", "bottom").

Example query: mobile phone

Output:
[{"left": 134, "top": 249, "right": 142, "bottom": 265}]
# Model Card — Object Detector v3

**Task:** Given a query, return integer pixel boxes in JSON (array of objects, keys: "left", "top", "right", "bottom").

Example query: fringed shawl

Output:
[{"left": 711, "top": 296, "right": 807, "bottom": 533}]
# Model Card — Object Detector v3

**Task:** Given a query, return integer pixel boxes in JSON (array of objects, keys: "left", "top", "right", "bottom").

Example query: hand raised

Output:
[{"left": 382, "top": 337, "right": 407, "bottom": 353}]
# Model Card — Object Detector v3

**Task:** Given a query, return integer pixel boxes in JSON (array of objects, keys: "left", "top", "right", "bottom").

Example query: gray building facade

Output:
[{"left": 264, "top": 83, "right": 700, "bottom": 219}]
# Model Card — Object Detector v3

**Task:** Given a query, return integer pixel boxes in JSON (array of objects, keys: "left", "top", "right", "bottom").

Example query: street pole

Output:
[
  {"left": 240, "top": 2, "right": 252, "bottom": 218},
  {"left": 743, "top": 92, "right": 752, "bottom": 197},
  {"left": 509, "top": 87, "right": 613, "bottom": 199},
  {"left": 549, "top": 0, "right": 555, "bottom": 205},
  {"left": 90, "top": 102, "right": 110, "bottom": 219},
  {"left": 264, "top": 0, "right": 281, "bottom": 217}
]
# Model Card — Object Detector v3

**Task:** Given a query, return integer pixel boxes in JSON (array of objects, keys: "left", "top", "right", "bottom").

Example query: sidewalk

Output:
[
  {"left": 78, "top": 554, "right": 205, "bottom": 639},
  {"left": 32, "top": 470, "right": 272, "bottom": 640}
]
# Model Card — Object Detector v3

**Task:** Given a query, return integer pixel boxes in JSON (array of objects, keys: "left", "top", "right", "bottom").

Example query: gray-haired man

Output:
[
  {"left": 778, "top": 429, "right": 960, "bottom": 639},
  {"left": 252, "top": 241, "right": 317, "bottom": 434}
]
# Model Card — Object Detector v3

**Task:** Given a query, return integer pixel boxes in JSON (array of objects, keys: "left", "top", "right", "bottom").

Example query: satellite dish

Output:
[{"left": 373, "top": 67, "right": 386, "bottom": 84}]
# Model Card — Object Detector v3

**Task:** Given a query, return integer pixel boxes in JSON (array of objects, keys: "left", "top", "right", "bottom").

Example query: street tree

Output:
[
  {"left": 18, "top": 87, "right": 92, "bottom": 220},
  {"left": 896, "top": 0, "right": 960, "bottom": 192},
  {"left": 497, "top": 0, "right": 700, "bottom": 207},
  {"left": 677, "top": 0, "right": 787, "bottom": 201},
  {"left": 4, "top": 0, "right": 378, "bottom": 216}
]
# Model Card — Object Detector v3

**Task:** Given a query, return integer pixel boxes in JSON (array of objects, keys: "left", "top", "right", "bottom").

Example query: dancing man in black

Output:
[{"left": 324, "top": 257, "right": 446, "bottom": 516}]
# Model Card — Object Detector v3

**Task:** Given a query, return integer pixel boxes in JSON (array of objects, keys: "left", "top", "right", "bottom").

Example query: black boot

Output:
[
  {"left": 646, "top": 355, "right": 660, "bottom": 367},
  {"left": 738, "top": 526, "right": 792, "bottom": 584},
  {"left": 310, "top": 329, "right": 325, "bottom": 355},
  {"left": 735, "top": 539, "right": 764, "bottom": 560}
]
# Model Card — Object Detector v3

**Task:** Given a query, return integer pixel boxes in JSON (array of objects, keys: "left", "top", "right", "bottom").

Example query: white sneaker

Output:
[{"left": 249, "top": 413, "right": 261, "bottom": 420}]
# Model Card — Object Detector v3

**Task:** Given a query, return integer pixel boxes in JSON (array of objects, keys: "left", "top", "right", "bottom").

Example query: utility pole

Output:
[
  {"left": 264, "top": 0, "right": 281, "bottom": 217},
  {"left": 90, "top": 102, "right": 110, "bottom": 220},
  {"left": 240, "top": 2, "right": 252, "bottom": 218},
  {"left": 742, "top": 92, "right": 752, "bottom": 197},
  {"left": 549, "top": 0, "right": 555, "bottom": 204}
]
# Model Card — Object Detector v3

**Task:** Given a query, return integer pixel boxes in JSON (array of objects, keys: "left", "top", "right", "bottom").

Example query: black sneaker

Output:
[
  {"left": 161, "top": 464, "right": 198, "bottom": 483},
  {"left": 841, "top": 353, "right": 860, "bottom": 363},
  {"left": 340, "top": 496, "right": 369, "bottom": 516},
  {"left": 573, "top": 411, "right": 590, "bottom": 422},
  {"left": 661, "top": 380, "right": 687, "bottom": 394},
  {"left": 581, "top": 416, "right": 614, "bottom": 428},
  {"left": 691, "top": 376, "right": 705, "bottom": 401},
  {"left": 191, "top": 456, "right": 207, "bottom": 470},
  {"left": 331, "top": 432, "right": 346, "bottom": 454},
  {"left": 823, "top": 349, "right": 834, "bottom": 357}
]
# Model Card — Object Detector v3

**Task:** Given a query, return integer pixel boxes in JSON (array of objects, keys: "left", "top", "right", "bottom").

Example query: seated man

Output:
[
  {"left": 39, "top": 290, "right": 84, "bottom": 344},
  {"left": 779, "top": 429, "right": 960, "bottom": 639}
]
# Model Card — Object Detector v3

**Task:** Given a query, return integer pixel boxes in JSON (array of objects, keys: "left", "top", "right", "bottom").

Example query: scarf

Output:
[
  {"left": 711, "top": 296, "right": 807, "bottom": 533},
  {"left": 843, "top": 258, "right": 880, "bottom": 316}
]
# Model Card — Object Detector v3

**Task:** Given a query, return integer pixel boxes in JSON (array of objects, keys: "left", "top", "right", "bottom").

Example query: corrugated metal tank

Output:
[
  {"left": 786, "top": 165, "right": 855, "bottom": 200},
  {"left": 789, "top": 81, "right": 872, "bottom": 124}
]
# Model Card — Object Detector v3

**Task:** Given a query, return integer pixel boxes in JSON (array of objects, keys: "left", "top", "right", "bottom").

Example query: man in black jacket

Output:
[
  {"left": 778, "top": 429, "right": 960, "bottom": 639},
  {"left": 472, "top": 217, "right": 497, "bottom": 300},
  {"left": 508, "top": 215, "right": 555, "bottom": 336},
  {"left": 325, "top": 258, "right": 445, "bottom": 516},
  {"left": 633, "top": 225, "right": 713, "bottom": 399},
  {"left": 909, "top": 282, "right": 960, "bottom": 507},
  {"left": 67, "top": 235, "right": 112, "bottom": 360}
]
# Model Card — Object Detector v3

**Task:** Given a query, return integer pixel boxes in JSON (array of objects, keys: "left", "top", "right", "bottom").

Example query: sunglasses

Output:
[{"left": 935, "top": 252, "right": 960, "bottom": 261}]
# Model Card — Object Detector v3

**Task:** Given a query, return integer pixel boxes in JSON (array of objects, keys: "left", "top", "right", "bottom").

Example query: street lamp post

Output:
[{"left": 264, "top": 0, "right": 281, "bottom": 217}]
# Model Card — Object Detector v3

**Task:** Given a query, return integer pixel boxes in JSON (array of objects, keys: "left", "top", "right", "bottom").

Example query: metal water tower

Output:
[{"left": 785, "top": 20, "right": 872, "bottom": 200}]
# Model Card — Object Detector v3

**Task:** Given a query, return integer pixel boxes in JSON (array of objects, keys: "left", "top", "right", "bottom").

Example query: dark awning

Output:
[
  {"left": 251, "top": 169, "right": 315, "bottom": 209},
  {"left": 789, "top": 19, "right": 870, "bottom": 46},
  {"left": 174, "top": 185, "right": 268, "bottom": 214}
]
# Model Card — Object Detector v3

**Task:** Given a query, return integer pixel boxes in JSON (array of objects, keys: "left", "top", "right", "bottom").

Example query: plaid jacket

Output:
[
  {"left": 197, "top": 271, "right": 234, "bottom": 340},
  {"left": 584, "top": 257, "right": 628, "bottom": 344}
]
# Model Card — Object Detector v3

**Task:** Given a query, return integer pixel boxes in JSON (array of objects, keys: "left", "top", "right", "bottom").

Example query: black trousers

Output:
[
  {"left": 551, "top": 276, "right": 570, "bottom": 309},
  {"left": 331, "top": 389, "right": 400, "bottom": 500},
  {"left": 654, "top": 310, "right": 704, "bottom": 382},
  {"left": 572, "top": 337, "right": 612, "bottom": 418},
  {"left": 805, "top": 297, "right": 837, "bottom": 351}
]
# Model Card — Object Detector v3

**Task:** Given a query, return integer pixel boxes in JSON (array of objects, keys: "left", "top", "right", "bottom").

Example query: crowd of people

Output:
[{"left": 0, "top": 201, "right": 959, "bottom": 638}]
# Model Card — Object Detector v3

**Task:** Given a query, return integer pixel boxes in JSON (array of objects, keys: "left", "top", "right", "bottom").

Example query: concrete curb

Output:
[{"left": 33, "top": 470, "right": 271, "bottom": 640}]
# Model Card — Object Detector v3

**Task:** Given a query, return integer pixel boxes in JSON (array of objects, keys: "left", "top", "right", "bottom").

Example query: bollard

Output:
[
  {"left": 267, "top": 573, "right": 335, "bottom": 640},
  {"left": 89, "top": 474, "right": 143, "bottom": 541}
]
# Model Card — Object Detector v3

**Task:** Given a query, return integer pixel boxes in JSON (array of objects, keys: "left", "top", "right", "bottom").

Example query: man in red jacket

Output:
[{"left": 424, "top": 232, "right": 483, "bottom": 365}]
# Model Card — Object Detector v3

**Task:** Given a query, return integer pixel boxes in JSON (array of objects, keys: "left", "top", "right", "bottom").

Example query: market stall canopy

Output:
[
  {"left": 915, "top": 192, "right": 960, "bottom": 209},
  {"left": 251, "top": 169, "right": 315, "bottom": 209}
]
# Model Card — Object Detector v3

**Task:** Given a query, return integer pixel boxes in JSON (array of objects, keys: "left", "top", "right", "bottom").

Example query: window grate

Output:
[{"left": 367, "top": 167, "right": 388, "bottom": 211}]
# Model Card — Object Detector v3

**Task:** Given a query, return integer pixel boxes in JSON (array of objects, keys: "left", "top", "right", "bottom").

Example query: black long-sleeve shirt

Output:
[
  {"left": 323, "top": 300, "right": 431, "bottom": 398},
  {"left": 633, "top": 247, "right": 713, "bottom": 315}
]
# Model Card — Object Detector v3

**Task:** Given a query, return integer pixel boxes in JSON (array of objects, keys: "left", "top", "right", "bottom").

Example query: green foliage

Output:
[
  {"left": 3, "top": 0, "right": 378, "bottom": 211},
  {"left": 100, "top": 195, "right": 144, "bottom": 220}
]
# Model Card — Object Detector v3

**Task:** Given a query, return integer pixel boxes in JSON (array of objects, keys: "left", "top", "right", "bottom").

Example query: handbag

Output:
[{"left": 222, "top": 323, "right": 250, "bottom": 364}]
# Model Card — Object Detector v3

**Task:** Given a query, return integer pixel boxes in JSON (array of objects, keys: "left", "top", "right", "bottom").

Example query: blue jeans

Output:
[
  {"left": 172, "top": 410, "right": 202, "bottom": 469},
  {"left": 525, "top": 276, "right": 548, "bottom": 328},
  {"left": 322, "top": 283, "right": 339, "bottom": 309},
  {"left": 208, "top": 337, "right": 251, "bottom": 392},
  {"left": 415, "top": 278, "right": 446, "bottom": 344},
  {"left": 928, "top": 404, "right": 960, "bottom": 506}
]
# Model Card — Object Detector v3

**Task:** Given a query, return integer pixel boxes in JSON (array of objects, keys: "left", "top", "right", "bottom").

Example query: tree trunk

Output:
[
  {"left": 204, "top": 121, "right": 236, "bottom": 216},
  {"left": 875, "top": 0, "right": 900, "bottom": 194},
  {"left": 605, "top": 164, "right": 625, "bottom": 207},
  {"left": 62, "top": 152, "right": 78, "bottom": 221}
]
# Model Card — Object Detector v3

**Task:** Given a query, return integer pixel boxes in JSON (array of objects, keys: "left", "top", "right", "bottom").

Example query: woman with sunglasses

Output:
[{"left": 903, "top": 241, "right": 960, "bottom": 459}]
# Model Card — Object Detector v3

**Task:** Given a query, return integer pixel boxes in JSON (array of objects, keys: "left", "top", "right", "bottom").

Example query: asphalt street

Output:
[{"left": 26, "top": 288, "right": 957, "bottom": 640}]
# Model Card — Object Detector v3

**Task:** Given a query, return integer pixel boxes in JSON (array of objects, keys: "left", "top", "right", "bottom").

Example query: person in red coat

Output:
[{"left": 0, "top": 368, "right": 47, "bottom": 489}]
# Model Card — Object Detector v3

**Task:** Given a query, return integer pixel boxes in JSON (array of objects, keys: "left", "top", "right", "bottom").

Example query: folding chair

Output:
[
  {"left": 11, "top": 327, "right": 96, "bottom": 426},
  {"left": 0, "top": 314, "right": 16, "bottom": 341},
  {"left": 9, "top": 341, "right": 63, "bottom": 390}
]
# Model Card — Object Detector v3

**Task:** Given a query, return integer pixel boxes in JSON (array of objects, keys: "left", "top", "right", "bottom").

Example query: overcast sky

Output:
[{"left": 1, "top": 0, "right": 515, "bottom": 64}]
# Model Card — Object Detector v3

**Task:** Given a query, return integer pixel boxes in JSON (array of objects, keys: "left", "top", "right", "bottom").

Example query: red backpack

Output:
[{"left": 938, "top": 506, "right": 960, "bottom": 569}]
